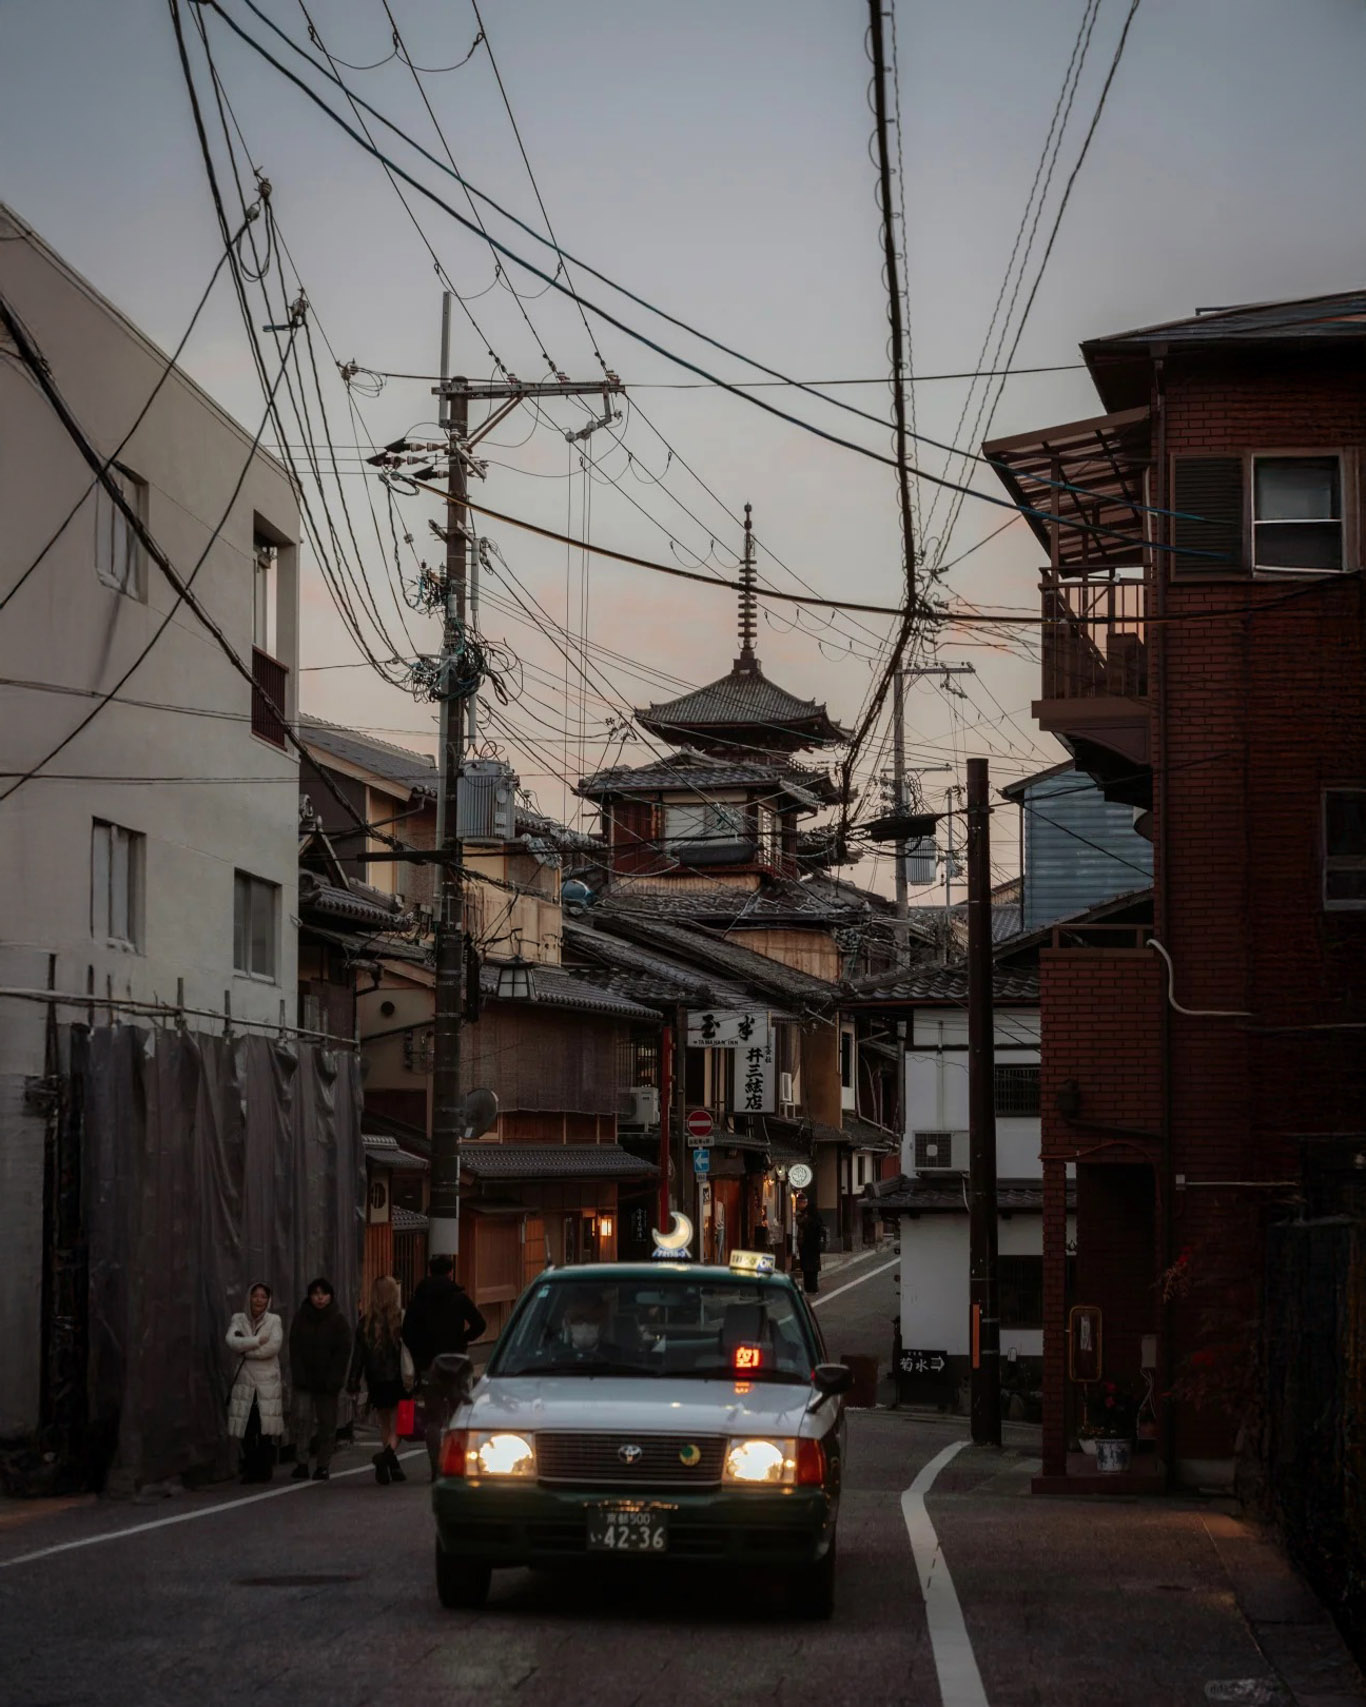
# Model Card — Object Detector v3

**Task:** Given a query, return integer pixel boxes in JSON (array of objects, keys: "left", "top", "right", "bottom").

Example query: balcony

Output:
[
  {"left": 1035, "top": 571, "right": 1150, "bottom": 808},
  {"left": 251, "top": 647, "right": 289, "bottom": 748},
  {"left": 1041, "top": 570, "right": 1147, "bottom": 701}
]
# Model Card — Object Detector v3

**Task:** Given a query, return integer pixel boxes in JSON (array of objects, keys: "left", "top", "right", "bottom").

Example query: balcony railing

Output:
[
  {"left": 1040, "top": 571, "right": 1147, "bottom": 701},
  {"left": 251, "top": 646, "right": 289, "bottom": 747}
]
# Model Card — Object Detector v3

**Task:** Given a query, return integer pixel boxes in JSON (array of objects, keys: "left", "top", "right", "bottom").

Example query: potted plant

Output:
[{"left": 1085, "top": 1381, "right": 1136, "bottom": 1472}]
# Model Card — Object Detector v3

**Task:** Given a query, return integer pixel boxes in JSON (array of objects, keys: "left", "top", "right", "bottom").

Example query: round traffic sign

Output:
[
  {"left": 788, "top": 1162, "right": 813, "bottom": 1190},
  {"left": 685, "top": 1108, "right": 714, "bottom": 1141}
]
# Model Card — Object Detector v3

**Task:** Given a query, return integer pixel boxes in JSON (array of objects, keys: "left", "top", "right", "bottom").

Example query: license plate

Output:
[{"left": 586, "top": 1506, "right": 668, "bottom": 1553}]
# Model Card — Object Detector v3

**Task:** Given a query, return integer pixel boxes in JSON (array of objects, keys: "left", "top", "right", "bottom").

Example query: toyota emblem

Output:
[{"left": 617, "top": 1443, "right": 643, "bottom": 1465}]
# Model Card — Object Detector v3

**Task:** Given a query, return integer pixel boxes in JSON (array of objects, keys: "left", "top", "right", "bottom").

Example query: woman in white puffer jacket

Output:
[{"left": 226, "top": 1282, "right": 285, "bottom": 1483}]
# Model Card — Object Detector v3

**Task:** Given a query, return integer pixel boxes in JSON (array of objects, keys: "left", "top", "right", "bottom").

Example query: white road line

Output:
[
  {"left": 902, "top": 1440, "right": 989, "bottom": 1707},
  {"left": 0, "top": 1448, "right": 426, "bottom": 1571},
  {"left": 808, "top": 1257, "right": 899, "bottom": 1308}
]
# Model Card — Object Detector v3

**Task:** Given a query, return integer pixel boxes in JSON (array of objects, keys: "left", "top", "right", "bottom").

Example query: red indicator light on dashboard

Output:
[{"left": 732, "top": 1343, "right": 764, "bottom": 1372}]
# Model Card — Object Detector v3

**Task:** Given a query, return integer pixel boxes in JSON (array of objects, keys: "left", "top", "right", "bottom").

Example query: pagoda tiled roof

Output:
[{"left": 635, "top": 662, "right": 848, "bottom": 750}]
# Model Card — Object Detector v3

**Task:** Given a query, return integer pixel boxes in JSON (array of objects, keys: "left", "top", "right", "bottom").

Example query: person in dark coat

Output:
[
  {"left": 795, "top": 1195, "right": 823, "bottom": 1295},
  {"left": 402, "top": 1254, "right": 487, "bottom": 1480},
  {"left": 288, "top": 1277, "right": 352, "bottom": 1481},
  {"left": 349, "top": 1275, "right": 412, "bottom": 1486}
]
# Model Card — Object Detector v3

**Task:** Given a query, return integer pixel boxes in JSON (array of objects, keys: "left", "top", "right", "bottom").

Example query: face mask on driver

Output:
[{"left": 568, "top": 1320, "right": 601, "bottom": 1351}]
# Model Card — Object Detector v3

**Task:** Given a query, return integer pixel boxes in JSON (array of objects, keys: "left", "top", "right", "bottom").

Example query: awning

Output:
[{"left": 364, "top": 1134, "right": 429, "bottom": 1172}]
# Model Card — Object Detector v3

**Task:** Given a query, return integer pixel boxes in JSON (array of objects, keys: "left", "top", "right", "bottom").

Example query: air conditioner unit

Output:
[
  {"left": 619, "top": 1086, "right": 660, "bottom": 1127},
  {"left": 458, "top": 759, "right": 518, "bottom": 842},
  {"left": 779, "top": 1071, "right": 795, "bottom": 1106},
  {"left": 913, "top": 1130, "right": 968, "bottom": 1173}
]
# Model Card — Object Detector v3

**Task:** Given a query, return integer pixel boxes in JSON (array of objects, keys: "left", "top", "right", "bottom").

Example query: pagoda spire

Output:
[{"left": 736, "top": 502, "right": 758, "bottom": 671}]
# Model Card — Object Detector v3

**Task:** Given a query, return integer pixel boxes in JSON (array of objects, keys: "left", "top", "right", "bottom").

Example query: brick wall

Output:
[{"left": 1152, "top": 348, "right": 1366, "bottom": 1465}]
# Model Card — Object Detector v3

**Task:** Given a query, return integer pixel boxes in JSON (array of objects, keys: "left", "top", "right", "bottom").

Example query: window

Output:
[
  {"left": 840, "top": 1030, "right": 855, "bottom": 1091},
  {"left": 1253, "top": 457, "right": 1343, "bottom": 572},
  {"left": 94, "top": 466, "right": 146, "bottom": 597},
  {"left": 253, "top": 534, "right": 278, "bottom": 654},
  {"left": 663, "top": 800, "right": 746, "bottom": 855},
  {"left": 233, "top": 871, "right": 279, "bottom": 979},
  {"left": 994, "top": 1063, "right": 1041, "bottom": 1117},
  {"left": 1325, "top": 789, "right": 1366, "bottom": 910},
  {"left": 998, "top": 1256, "right": 1043, "bottom": 1330},
  {"left": 91, "top": 821, "right": 144, "bottom": 949}
]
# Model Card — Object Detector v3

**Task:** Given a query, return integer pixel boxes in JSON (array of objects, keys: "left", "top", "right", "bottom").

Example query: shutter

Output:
[{"left": 1172, "top": 456, "right": 1245, "bottom": 576}]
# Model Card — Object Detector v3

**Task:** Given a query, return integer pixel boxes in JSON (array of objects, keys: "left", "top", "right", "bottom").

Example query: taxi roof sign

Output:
[{"left": 728, "top": 1249, "right": 775, "bottom": 1276}]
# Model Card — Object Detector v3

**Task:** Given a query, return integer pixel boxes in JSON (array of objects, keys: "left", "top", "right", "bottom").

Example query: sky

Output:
[{"left": 4, "top": 0, "right": 1365, "bottom": 891}]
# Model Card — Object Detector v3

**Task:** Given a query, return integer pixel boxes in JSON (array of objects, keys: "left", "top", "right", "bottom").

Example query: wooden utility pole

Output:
[{"left": 966, "top": 756, "right": 1001, "bottom": 1444}]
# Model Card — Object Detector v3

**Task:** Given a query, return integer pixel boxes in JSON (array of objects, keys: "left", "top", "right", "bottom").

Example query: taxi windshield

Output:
[{"left": 490, "top": 1274, "right": 819, "bottom": 1382}]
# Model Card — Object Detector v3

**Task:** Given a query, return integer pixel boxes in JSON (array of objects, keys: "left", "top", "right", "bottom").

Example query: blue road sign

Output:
[{"left": 692, "top": 1147, "right": 710, "bottom": 1175}]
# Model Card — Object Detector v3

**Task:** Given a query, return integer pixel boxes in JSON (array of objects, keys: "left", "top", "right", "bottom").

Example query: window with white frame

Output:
[
  {"left": 94, "top": 466, "right": 147, "bottom": 597},
  {"left": 1253, "top": 457, "right": 1343, "bottom": 573},
  {"left": 91, "top": 821, "right": 144, "bottom": 950},
  {"left": 233, "top": 870, "right": 279, "bottom": 979},
  {"left": 1324, "top": 789, "right": 1366, "bottom": 910},
  {"left": 663, "top": 800, "right": 746, "bottom": 853}
]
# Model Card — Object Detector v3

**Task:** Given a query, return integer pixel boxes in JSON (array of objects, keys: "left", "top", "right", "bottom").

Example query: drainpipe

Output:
[{"left": 1153, "top": 350, "right": 1176, "bottom": 1490}]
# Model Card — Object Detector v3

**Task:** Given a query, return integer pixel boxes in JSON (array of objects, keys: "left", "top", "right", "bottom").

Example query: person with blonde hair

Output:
[{"left": 347, "top": 1275, "right": 413, "bottom": 1485}]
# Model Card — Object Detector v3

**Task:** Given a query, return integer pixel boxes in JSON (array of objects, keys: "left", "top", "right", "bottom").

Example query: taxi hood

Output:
[{"left": 460, "top": 1375, "right": 821, "bottom": 1439}]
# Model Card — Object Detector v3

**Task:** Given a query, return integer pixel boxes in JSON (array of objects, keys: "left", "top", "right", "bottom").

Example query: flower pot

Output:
[
  {"left": 1078, "top": 1436, "right": 1098, "bottom": 1457},
  {"left": 1095, "top": 1438, "right": 1132, "bottom": 1474}
]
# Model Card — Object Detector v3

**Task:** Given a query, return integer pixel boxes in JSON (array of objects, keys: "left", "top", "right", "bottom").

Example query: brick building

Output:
[{"left": 985, "top": 291, "right": 1366, "bottom": 1491}]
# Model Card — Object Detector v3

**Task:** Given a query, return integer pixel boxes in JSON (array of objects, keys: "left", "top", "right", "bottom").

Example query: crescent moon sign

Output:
[{"left": 651, "top": 1211, "right": 694, "bottom": 1254}]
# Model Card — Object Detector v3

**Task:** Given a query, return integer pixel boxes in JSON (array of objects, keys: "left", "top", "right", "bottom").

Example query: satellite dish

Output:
[
  {"left": 651, "top": 1211, "right": 693, "bottom": 1258},
  {"left": 458, "top": 1087, "right": 499, "bottom": 1141}
]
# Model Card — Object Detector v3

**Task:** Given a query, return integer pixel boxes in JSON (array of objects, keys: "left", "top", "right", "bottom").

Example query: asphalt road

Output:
[{"left": 1, "top": 1253, "right": 1352, "bottom": 1707}]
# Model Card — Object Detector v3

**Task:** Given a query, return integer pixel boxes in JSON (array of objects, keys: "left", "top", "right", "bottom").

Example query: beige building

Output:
[{"left": 0, "top": 207, "right": 301, "bottom": 1436}]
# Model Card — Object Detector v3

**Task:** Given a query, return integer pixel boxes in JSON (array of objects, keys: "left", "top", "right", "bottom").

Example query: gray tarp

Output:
[{"left": 73, "top": 1024, "right": 363, "bottom": 1490}]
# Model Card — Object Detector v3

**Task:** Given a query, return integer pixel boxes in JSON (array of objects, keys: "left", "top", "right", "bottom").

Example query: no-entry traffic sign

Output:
[{"left": 685, "top": 1108, "right": 713, "bottom": 1143}]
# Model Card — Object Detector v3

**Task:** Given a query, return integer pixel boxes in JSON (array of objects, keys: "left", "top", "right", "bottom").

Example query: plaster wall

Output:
[{"left": 0, "top": 210, "right": 300, "bottom": 1434}]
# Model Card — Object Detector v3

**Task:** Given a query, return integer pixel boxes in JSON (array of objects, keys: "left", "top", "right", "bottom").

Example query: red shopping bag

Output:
[{"left": 396, "top": 1398, "right": 417, "bottom": 1439}]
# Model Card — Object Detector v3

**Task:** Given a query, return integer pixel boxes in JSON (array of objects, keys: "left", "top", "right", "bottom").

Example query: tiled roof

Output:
[
  {"left": 874, "top": 1175, "right": 1072, "bottom": 1214},
  {"left": 842, "top": 965, "right": 1040, "bottom": 1005},
  {"left": 477, "top": 960, "right": 660, "bottom": 1023},
  {"left": 577, "top": 749, "right": 838, "bottom": 806},
  {"left": 363, "top": 1134, "right": 429, "bottom": 1172},
  {"left": 591, "top": 912, "right": 838, "bottom": 1009},
  {"left": 461, "top": 1142, "right": 658, "bottom": 1181},
  {"left": 842, "top": 1115, "right": 901, "bottom": 1154},
  {"left": 392, "top": 1206, "right": 429, "bottom": 1233},
  {"left": 299, "top": 872, "right": 405, "bottom": 930},
  {"left": 598, "top": 877, "right": 872, "bottom": 928},
  {"left": 561, "top": 918, "right": 752, "bottom": 1009},
  {"left": 301, "top": 717, "right": 438, "bottom": 796},
  {"left": 635, "top": 664, "right": 849, "bottom": 746}
]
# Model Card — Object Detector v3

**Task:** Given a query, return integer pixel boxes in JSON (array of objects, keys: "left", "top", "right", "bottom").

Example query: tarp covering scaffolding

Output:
[{"left": 67, "top": 1023, "right": 364, "bottom": 1492}]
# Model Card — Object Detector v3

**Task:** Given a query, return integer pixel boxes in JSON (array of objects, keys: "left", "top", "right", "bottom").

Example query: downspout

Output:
[{"left": 1153, "top": 351, "right": 1176, "bottom": 1490}]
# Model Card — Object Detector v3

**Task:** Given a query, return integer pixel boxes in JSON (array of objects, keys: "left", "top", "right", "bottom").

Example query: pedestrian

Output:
[
  {"left": 753, "top": 1205, "right": 771, "bottom": 1252},
  {"left": 795, "top": 1195, "right": 823, "bottom": 1296},
  {"left": 348, "top": 1275, "right": 413, "bottom": 1485},
  {"left": 288, "top": 1276, "right": 352, "bottom": 1482},
  {"left": 401, "top": 1253, "right": 487, "bottom": 1480},
  {"left": 226, "top": 1282, "right": 284, "bottom": 1483}
]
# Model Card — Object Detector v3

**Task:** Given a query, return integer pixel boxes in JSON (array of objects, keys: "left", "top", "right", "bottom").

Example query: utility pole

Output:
[
  {"left": 966, "top": 756, "right": 1001, "bottom": 1446},
  {"left": 429, "top": 293, "right": 466, "bottom": 1259},
  {"left": 419, "top": 330, "right": 623, "bottom": 1261}
]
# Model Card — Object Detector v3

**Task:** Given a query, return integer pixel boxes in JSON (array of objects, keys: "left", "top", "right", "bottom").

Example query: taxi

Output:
[{"left": 429, "top": 1239, "right": 852, "bottom": 1618}]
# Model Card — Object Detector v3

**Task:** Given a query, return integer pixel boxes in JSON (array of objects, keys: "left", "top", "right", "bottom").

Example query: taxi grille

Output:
[{"left": 535, "top": 1432, "right": 726, "bottom": 1487}]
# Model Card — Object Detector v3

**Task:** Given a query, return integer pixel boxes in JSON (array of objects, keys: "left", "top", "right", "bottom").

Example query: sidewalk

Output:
[{"left": 926, "top": 1434, "right": 1366, "bottom": 1707}]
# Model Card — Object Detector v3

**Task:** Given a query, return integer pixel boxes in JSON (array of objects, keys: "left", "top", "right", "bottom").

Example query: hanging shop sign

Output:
[{"left": 686, "top": 1010, "right": 776, "bottom": 1114}]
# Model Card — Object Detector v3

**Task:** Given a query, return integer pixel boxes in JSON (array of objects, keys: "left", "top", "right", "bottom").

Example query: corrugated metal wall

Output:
[{"left": 1021, "top": 768, "right": 1152, "bottom": 930}]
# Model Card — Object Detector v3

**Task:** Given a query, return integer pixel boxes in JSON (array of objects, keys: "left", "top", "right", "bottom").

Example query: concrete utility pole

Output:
[
  {"left": 966, "top": 756, "right": 1001, "bottom": 1445},
  {"left": 425, "top": 318, "right": 622, "bottom": 1259}
]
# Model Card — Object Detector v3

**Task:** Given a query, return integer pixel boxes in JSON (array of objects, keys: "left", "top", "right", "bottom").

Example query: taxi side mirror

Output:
[
  {"left": 813, "top": 1362, "right": 854, "bottom": 1397},
  {"left": 430, "top": 1352, "right": 474, "bottom": 1398}
]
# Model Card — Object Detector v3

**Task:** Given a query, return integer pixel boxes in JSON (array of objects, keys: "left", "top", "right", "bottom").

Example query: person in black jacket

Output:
[
  {"left": 288, "top": 1277, "right": 352, "bottom": 1481},
  {"left": 402, "top": 1254, "right": 486, "bottom": 1480},
  {"left": 795, "top": 1195, "right": 824, "bottom": 1296}
]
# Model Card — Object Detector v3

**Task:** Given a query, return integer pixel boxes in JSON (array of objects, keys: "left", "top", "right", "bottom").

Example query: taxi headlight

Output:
[
  {"left": 723, "top": 1437, "right": 797, "bottom": 1486},
  {"left": 469, "top": 1431, "right": 536, "bottom": 1478}
]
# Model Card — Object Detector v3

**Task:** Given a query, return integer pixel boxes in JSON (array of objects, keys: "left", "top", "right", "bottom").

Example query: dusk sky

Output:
[{"left": 5, "top": 0, "right": 1365, "bottom": 889}]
